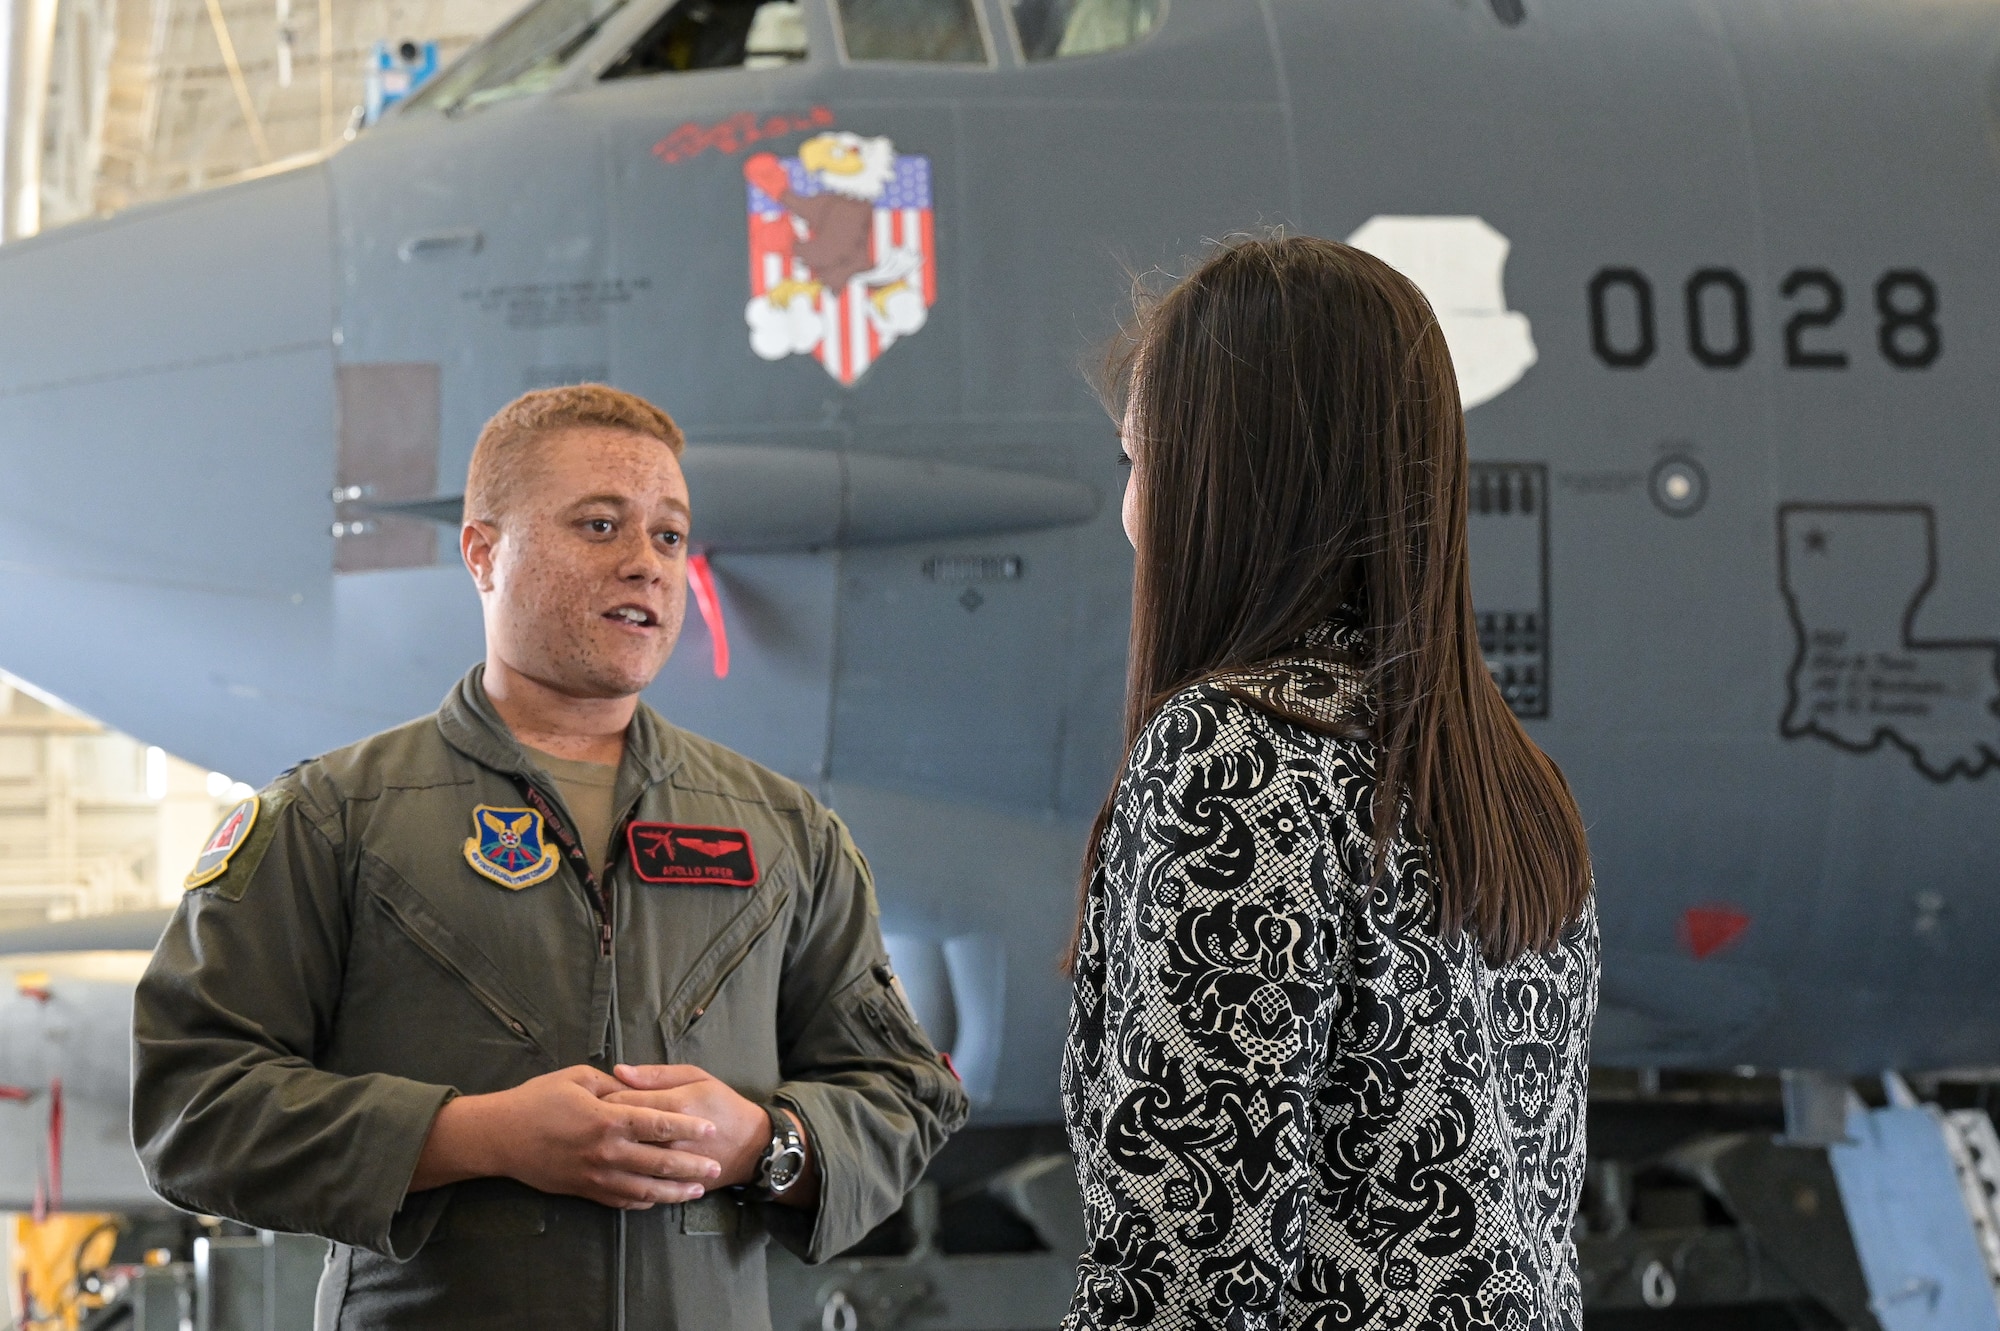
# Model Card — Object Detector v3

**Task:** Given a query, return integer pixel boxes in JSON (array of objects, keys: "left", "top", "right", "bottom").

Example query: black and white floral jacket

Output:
[{"left": 1062, "top": 626, "right": 1598, "bottom": 1330}]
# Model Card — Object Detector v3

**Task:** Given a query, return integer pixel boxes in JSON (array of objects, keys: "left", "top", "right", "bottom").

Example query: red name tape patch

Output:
[{"left": 627, "top": 823, "right": 759, "bottom": 888}]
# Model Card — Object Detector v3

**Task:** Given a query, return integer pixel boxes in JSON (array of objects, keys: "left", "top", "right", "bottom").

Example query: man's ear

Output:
[{"left": 462, "top": 520, "right": 501, "bottom": 592}]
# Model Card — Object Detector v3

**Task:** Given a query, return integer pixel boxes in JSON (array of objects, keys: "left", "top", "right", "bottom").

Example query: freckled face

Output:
[{"left": 476, "top": 427, "right": 691, "bottom": 700}]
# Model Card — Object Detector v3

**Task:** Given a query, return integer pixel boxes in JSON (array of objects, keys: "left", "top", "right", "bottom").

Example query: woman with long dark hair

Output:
[{"left": 1063, "top": 236, "right": 1598, "bottom": 1329}]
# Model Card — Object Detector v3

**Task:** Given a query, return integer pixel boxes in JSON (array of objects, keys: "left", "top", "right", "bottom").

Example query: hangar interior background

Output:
[
  {"left": 0, "top": 0, "right": 1992, "bottom": 1319},
  {"left": 1, "top": 0, "right": 516, "bottom": 237},
  {"left": 0, "top": 0, "right": 509, "bottom": 1318}
]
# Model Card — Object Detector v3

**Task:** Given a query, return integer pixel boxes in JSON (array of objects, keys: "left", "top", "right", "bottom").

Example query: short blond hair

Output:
[{"left": 464, "top": 384, "right": 685, "bottom": 524}]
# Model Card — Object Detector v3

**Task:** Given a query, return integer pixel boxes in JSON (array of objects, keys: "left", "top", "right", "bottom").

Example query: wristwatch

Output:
[{"left": 754, "top": 1103, "right": 807, "bottom": 1199}]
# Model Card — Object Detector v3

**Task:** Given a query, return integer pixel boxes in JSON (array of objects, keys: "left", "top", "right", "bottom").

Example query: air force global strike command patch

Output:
[
  {"left": 463, "top": 806, "right": 561, "bottom": 890},
  {"left": 185, "top": 797, "right": 260, "bottom": 889},
  {"left": 627, "top": 823, "right": 759, "bottom": 888}
]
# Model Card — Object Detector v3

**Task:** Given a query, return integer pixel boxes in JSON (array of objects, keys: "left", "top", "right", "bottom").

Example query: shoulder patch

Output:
[
  {"left": 627, "top": 822, "right": 758, "bottom": 888},
  {"left": 185, "top": 797, "right": 261, "bottom": 889},
  {"left": 464, "top": 805, "right": 561, "bottom": 890}
]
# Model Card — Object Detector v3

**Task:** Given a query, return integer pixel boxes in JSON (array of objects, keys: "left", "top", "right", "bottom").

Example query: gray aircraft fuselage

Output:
[{"left": 0, "top": 0, "right": 1996, "bottom": 1210}]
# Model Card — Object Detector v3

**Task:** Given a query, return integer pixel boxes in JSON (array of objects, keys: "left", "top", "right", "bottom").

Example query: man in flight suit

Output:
[{"left": 132, "top": 385, "right": 969, "bottom": 1329}]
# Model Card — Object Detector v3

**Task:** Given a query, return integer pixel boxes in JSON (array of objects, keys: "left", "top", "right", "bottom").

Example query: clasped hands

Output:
[{"left": 411, "top": 1063, "right": 784, "bottom": 1211}]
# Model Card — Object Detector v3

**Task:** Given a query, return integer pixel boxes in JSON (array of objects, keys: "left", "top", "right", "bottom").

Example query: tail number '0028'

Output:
[{"left": 1588, "top": 267, "right": 1940, "bottom": 371}]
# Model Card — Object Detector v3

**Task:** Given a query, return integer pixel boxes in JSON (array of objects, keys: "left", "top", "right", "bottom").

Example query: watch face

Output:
[
  {"left": 763, "top": 1108, "right": 806, "bottom": 1194},
  {"left": 769, "top": 1146, "right": 804, "bottom": 1191}
]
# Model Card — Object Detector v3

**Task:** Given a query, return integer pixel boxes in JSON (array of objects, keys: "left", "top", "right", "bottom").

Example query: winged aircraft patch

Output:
[
  {"left": 186, "top": 796, "right": 260, "bottom": 889},
  {"left": 627, "top": 822, "right": 759, "bottom": 888},
  {"left": 463, "top": 805, "right": 561, "bottom": 890}
]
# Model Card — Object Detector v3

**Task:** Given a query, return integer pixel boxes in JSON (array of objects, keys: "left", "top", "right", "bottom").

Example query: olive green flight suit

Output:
[{"left": 132, "top": 668, "right": 969, "bottom": 1330}]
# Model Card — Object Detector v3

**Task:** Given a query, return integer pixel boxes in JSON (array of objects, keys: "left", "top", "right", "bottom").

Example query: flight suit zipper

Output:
[
  {"left": 510, "top": 778, "right": 635, "bottom": 1331},
  {"left": 371, "top": 894, "right": 532, "bottom": 1042},
  {"left": 679, "top": 891, "right": 786, "bottom": 1038}
]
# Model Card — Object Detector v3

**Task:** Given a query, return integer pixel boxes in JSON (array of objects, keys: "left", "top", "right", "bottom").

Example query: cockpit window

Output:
[
  {"left": 602, "top": 0, "right": 807, "bottom": 77},
  {"left": 1010, "top": 0, "right": 1159, "bottom": 60},
  {"left": 835, "top": 0, "right": 989, "bottom": 63},
  {"left": 402, "top": 0, "right": 631, "bottom": 113}
]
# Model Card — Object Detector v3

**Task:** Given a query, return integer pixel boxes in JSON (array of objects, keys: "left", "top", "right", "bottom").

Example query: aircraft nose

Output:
[
  {"left": 0, "top": 163, "right": 336, "bottom": 598},
  {"left": 0, "top": 163, "right": 338, "bottom": 753}
]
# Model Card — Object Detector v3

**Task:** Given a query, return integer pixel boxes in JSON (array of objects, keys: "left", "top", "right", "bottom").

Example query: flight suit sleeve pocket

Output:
[
  {"left": 767, "top": 961, "right": 967, "bottom": 1263},
  {"left": 836, "top": 964, "right": 957, "bottom": 1108}
]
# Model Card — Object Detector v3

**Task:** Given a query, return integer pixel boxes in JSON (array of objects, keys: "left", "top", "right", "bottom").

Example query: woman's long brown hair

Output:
[{"left": 1070, "top": 235, "right": 1590, "bottom": 968}]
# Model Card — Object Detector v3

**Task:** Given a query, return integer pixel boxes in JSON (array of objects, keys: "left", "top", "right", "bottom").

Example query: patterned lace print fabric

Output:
[{"left": 1062, "top": 635, "right": 1599, "bottom": 1331}]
